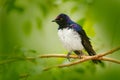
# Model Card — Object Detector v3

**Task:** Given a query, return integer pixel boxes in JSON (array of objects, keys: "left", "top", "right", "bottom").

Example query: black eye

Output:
[{"left": 60, "top": 18, "right": 63, "bottom": 20}]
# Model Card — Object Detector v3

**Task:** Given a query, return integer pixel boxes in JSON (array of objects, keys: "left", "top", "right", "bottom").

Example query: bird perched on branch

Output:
[{"left": 52, "top": 13, "right": 101, "bottom": 63}]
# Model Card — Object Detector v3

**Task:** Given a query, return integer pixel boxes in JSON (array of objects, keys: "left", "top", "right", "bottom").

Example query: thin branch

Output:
[
  {"left": 1, "top": 46, "right": 119, "bottom": 65},
  {"left": 101, "top": 57, "right": 120, "bottom": 64},
  {"left": 97, "top": 46, "right": 120, "bottom": 57},
  {"left": 19, "top": 46, "right": 120, "bottom": 77},
  {"left": 39, "top": 54, "right": 78, "bottom": 59},
  {"left": 41, "top": 46, "right": 120, "bottom": 71},
  {"left": 57, "top": 57, "right": 120, "bottom": 67},
  {"left": 39, "top": 46, "right": 120, "bottom": 59},
  {"left": 43, "top": 57, "right": 120, "bottom": 71}
]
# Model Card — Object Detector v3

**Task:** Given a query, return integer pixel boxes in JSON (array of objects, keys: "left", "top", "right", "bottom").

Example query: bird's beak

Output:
[
  {"left": 52, "top": 20, "right": 56, "bottom": 22},
  {"left": 52, "top": 19, "right": 59, "bottom": 22}
]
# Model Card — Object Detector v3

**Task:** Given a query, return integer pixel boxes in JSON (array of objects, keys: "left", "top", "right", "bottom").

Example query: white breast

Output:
[{"left": 58, "top": 28, "right": 84, "bottom": 51}]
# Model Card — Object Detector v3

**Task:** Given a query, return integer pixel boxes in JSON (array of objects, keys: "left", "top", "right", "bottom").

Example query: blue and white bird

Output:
[{"left": 52, "top": 13, "right": 101, "bottom": 63}]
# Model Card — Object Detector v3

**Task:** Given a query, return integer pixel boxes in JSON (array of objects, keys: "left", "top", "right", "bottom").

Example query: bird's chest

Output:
[{"left": 58, "top": 28, "right": 83, "bottom": 51}]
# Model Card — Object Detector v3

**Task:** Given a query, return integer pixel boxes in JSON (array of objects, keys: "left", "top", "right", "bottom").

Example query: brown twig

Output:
[
  {"left": 40, "top": 46, "right": 120, "bottom": 71},
  {"left": 100, "top": 57, "right": 120, "bottom": 64},
  {"left": 96, "top": 46, "right": 120, "bottom": 57},
  {"left": 19, "top": 46, "right": 120, "bottom": 78},
  {"left": 40, "top": 46, "right": 120, "bottom": 59},
  {"left": 39, "top": 54, "right": 79, "bottom": 59},
  {"left": 43, "top": 57, "right": 120, "bottom": 71}
]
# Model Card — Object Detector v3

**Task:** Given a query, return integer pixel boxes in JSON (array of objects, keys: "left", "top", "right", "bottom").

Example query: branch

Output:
[
  {"left": 40, "top": 46, "right": 120, "bottom": 71},
  {"left": 39, "top": 46, "right": 120, "bottom": 59},
  {"left": 96, "top": 46, "right": 120, "bottom": 57},
  {"left": 43, "top": 56, "right": 120, "bottom": 71},
  {"left": 19, "top": 46, "right": 120, "bottom": 78},
  {"left": 40, "top": 54, "right": 78, "bottom": 59}
]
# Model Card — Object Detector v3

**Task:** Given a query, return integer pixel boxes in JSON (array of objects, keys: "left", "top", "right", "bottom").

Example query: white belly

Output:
[{"left": 58, "top": 28, "right": 84, "bottom": 51}]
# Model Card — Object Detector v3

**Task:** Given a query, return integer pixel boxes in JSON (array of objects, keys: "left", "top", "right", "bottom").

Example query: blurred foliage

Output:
[{"left": 0, "top": 0, "right": 120, "bottom": 80}]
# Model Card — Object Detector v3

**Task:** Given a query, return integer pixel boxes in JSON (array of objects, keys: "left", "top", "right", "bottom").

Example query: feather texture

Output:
[
  {"left": 58, "top": 28, "right": 83, "bottom": 51},
  {"left": 53, "top": 13, "right": 101, "bottom": 63}
]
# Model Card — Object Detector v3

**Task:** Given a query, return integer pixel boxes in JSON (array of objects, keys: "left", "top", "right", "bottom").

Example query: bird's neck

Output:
[{"left": 58, "top": 20, "right": 73, "bottom": 29}]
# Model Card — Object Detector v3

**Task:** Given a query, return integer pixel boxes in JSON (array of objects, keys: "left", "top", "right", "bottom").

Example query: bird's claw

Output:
[
  {"left": 79, "top": 53, "right": 84, "bottom": 59},
  {"left": 67, "top": 53, "right": 71, "bottom": 61},
  {"left": 78, "top": 55, "right": 82, "bottom": 59}
]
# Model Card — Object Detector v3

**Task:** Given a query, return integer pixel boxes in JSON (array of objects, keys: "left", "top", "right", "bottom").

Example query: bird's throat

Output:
[{"left": 58, "top": 24, "right": 68, "bottom": 29}]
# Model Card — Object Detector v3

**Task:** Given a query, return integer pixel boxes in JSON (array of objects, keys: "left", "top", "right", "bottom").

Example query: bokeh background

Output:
[{"left": 0, "top": 0, "right": 120, "bottom": 80}]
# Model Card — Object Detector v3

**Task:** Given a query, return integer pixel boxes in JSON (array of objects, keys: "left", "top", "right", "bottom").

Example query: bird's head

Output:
[{"left": 52, "top": 13, "right": 71, "bottom": 26}]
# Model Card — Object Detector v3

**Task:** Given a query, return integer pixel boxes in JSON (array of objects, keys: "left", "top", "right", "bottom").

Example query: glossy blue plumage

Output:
[
  {"left": 70, "top": 23, "right": 82, "bottom": 32},
  {"left": 52, "top": 13, "right": 101, "bottom": 63}
]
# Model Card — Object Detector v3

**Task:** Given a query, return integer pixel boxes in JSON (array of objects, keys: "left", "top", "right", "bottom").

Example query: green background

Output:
[{"left": 0, "top": 0, "right": 120, "bottom": 80}]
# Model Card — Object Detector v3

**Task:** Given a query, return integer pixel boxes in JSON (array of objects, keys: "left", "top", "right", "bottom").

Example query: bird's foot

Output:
[
  {"left": 78, "top": 53, "right": 85, "bottom": 59},
  {"left": 67, "top": 52, "right": 71, "bottom": 61},
  {"left": 74, "top": 50, "right": 85, "bottom": 59}
]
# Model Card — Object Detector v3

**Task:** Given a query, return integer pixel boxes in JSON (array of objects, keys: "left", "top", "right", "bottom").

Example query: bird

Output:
[{"left": 52, "top": 13, "right": 101, "bottom": 63}]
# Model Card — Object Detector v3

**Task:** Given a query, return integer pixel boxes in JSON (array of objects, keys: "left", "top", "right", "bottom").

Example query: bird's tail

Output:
[
  {"left": 87, "top": 51, "right": 102, "bottom": 64},
  {"left": 74, "top": 50, "right": 102, "bottom": 64},
  {"left": 92, "top": 58, "right": 102, "bottom": 64},
  {"left": 89, "top": 51, "right": 105, "bottom": 67}
]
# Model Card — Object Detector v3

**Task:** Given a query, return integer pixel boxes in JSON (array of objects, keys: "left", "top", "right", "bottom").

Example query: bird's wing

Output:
[{"left": 70, "top": 23, "right": 96, "bottom": 56}]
